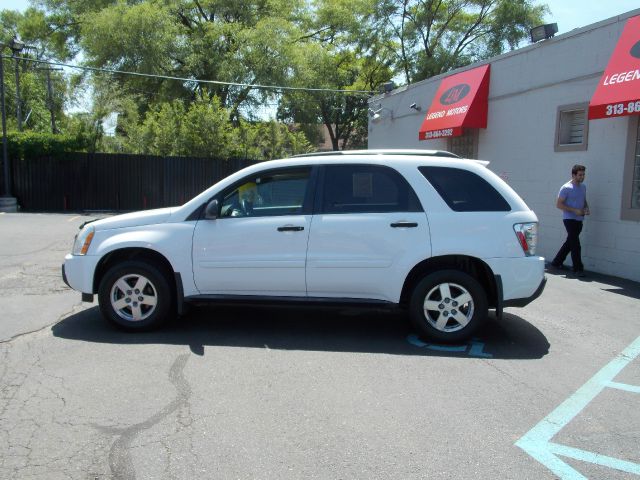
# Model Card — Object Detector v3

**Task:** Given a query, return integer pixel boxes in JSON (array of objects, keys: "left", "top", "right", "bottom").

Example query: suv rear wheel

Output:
[
  {"left": 409, "top": 270, "right": 488, "bottom": 343},
  {"left": 98, "top": 260, "right": 173, "bottom": 331}
]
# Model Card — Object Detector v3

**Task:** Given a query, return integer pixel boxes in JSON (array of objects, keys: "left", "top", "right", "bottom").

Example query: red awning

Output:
[
  {"left": 419, "top": 64, "right": 490, "bottom": 140},
  {"left": 589, "top": 15, "right": 640, "bottom": 120}
]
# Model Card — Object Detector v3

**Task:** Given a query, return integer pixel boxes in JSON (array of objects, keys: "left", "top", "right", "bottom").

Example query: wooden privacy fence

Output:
[{"left": 11, "top": 153, "right": 258, "bottom": 212}]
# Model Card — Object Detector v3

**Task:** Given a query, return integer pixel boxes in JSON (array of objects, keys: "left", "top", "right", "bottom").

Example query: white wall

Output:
[{"left": 368, "top": 9, "right": 640, "bottom": 282}]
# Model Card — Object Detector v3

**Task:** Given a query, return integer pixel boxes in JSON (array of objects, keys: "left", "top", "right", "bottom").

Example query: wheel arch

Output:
[
  {"left": 93, "top": 247, "right": 178, "bottom": 298},
  {"left": 400, "top": 255, "right": 497, "bottom": 308}
]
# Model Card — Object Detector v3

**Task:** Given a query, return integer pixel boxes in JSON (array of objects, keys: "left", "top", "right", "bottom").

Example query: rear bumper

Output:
[
  {"left": 485, "top": 256, "right": 545, "bottom": 302},
  {"left": 503, "top": 275, "right": 546, "bottom": 308}
]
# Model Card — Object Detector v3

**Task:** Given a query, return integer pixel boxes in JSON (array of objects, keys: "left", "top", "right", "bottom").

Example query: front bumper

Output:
[
  {"left": 61, "top": 264, "right": 70, "bottom": 288},
  {"left": 62, "top": 264, "right": 94, "bottom": 302},
  {"left": 62, "top": 253, "right": 100, "bottom": 299}
]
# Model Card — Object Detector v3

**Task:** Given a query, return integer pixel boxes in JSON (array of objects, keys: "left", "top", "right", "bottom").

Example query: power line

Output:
[{"left": 1, "top": 54, "right": 374, "bottom": 96}]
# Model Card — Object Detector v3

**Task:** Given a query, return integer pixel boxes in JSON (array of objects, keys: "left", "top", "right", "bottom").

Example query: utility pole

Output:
[
  {"left": 37, "top": 67, "right": 63, "bottom": 134},
  {"left": 1, "top": 54, "right": 10, "bottom": 194},
  {"left": 8, "top": 38, "right": 25, "bottom": 132},
  {"left": 46, "top": 68, "right": 55, "bottom": 133},
  {"left": 0, "top": 52, "right": 17, "bottom": 212}
]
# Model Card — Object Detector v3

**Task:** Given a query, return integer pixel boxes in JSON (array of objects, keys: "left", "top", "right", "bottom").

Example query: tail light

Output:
[{"left": 513, "top": 223, "right": 538, "bottom": 256}]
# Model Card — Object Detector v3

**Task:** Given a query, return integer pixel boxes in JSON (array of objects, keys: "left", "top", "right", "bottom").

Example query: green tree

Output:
[
  {"left": 13, "top": 0, "right": 549, "bottom": 154},
  {"left": 374, "top": 0, "right": 548, "bottom": 84},
  {"left": 239, "top": 120, "right": 313, "bottom": 160},
  {"left": 278, "top": 0, "right": 394, "bottom": 150},
  {"left": 123, "top": 96, "right": 311, "bottom": 160},
  {"left": 34, "top": 0, "right": 394, "bottom": 151},
  {"left": 1, "top": 7, "right": 78, "bottom": 134},
  {"left": 44, "top": 0, "right": 308, "bottom": 116}
]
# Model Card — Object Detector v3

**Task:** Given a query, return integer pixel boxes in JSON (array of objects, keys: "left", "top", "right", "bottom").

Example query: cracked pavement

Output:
[{"left": 0, "top": 212, "right": 639, "bottom": 479}]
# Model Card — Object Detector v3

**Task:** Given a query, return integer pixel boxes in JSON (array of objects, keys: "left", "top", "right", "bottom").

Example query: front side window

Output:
[
  {"left": 321, "top": 165, "right": 422, "bottom": 214},
  {"left": 220, "top": 168, "right": 311, "bottom": 217},
  {"left": 420, "top": 166, "right": 511, "bottom": 212}
]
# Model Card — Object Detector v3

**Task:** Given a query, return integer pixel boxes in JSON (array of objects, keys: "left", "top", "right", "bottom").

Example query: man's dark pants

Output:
[{"left": 552, "top": 219, "right": 584, "bottom": 272}]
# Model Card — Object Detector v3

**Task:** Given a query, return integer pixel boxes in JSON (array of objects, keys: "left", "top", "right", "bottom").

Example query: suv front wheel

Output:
[
  {"left": 98, "top": 260, "right": 173, "bottom": 331},
  {"left": 409, "top": 270, "right": 488, "bottom": 343}
]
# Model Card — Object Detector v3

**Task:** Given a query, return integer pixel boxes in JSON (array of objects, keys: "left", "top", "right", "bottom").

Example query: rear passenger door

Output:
[{"left": 306, "top": 164, "right": 431, "bottom": 302}]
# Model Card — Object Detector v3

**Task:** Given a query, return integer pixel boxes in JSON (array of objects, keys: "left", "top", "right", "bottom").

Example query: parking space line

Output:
[
  {"left": 548, "top": 443, "right": 640, "bottom": 475},
  {"left": 68, "top": 216, "right": 81, "bottom": 222},
  {"left": 607, "top": 381, "right": 640, "bottom": 393},
  {"left": 516, "top": 334, "right": 640, "bottom": 479}
]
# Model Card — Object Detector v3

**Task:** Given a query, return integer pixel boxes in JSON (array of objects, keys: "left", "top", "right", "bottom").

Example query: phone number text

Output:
[
  {"left": 423, "top": 129, "right": 454, "bottom": 139},
  {"left": 606, "top": 100, "right": 640, "bottom": 116}
]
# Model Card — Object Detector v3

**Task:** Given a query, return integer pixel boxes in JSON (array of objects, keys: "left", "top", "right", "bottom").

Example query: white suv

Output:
[{"left": 63, "top": 150, "right": 545, "bottom": 342}]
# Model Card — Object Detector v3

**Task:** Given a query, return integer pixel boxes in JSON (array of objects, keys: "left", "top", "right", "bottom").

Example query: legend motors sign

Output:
[
  {"left": 589, "top": 15, "right": 640, "bottom": 120},
  {"left": 419, "top": 64, "right": 490, "bottom": 140}
]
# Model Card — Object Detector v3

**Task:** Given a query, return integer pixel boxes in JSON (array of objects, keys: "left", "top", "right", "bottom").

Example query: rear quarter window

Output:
[{"left": 419, "top": 166, "right": 511, "bottom": 212}]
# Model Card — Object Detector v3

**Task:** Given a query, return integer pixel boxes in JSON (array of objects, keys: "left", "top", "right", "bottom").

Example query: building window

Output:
[
  {"left": 555, "top": 103, "right": 589, "bottom": 152},
  {"left": 621, "top": 115, "right": 640, "bottom": 221},
  {"left": 447, "top": 129, "right": 478, "bottom": 159}
]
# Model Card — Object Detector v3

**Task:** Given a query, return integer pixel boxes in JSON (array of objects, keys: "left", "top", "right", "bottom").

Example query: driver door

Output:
[{"left": 192, "top": 167, "right": 314, "bottom": 296}]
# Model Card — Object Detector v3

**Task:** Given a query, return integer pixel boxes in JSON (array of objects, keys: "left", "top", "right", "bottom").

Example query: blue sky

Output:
[
  {"left": 542, "top": 1, "right": 640, "bottom": 33},
  {"left": 1, "top": 0, "right": 639, "bottom": 34}
]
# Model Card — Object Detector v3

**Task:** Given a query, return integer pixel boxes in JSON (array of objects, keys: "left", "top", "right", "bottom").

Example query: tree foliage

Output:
[
  {"left": 1, "top": 6, "right": 81, "bottom": 138},
  {"left": 277, "top": 0, "right": 393, "bottom": 150},
  {"left": 1, "top": 0, "right": 548, "bottom": 154},
  {"left": 374, "top": 0, "right": 548, "bottom": 83},
  {"left": 118, "top": 96, "right": 313, "bottom": 159},
  {"left": 6, "top": 130, "right": 91, "bottom": 159}
]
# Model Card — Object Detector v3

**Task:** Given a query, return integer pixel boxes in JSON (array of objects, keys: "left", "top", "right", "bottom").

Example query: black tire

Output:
[
  {"left": 409, "top": 270, "right": 488, "bottom": 343},
  {"left": 98, "top": 260, "right": 174, "bottom": 331}
]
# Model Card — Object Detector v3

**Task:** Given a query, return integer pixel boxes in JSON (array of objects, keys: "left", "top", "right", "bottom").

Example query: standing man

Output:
[{"left": 551, "top": 164, "right": 589, "bottom": 277}]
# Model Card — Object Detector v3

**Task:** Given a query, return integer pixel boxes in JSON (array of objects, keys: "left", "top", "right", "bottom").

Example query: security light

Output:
[{"left": 530, "top": 23, "right": 558, "bottom": 43}]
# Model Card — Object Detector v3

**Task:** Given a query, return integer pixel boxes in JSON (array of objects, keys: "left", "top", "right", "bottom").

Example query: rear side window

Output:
[
  {"left": 419, "top": 166, "right": 511, "bottom": 212},
  {"left": 322, "top": 165, "right": 422, "bottom": 214}
]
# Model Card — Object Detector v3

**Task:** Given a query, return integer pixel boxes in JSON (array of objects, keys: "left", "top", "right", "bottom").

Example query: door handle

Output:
[
  {"left": 277, "top": 225, "right": 305, "bottom": 232},
  {"left": 390, "top": 222, "right": 418, "bottom": 228}
]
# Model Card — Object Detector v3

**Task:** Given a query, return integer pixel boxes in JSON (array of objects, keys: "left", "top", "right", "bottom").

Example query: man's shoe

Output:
[{"left": 572, "top": 270, "right": 587, "bottom": 278}]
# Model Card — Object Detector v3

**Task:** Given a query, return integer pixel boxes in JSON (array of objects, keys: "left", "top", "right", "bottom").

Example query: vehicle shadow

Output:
[{"left": 52, "top": 305, "right": 549, "bottom": 360}]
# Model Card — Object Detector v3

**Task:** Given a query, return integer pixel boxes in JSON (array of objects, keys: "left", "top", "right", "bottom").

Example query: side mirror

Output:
[{"left": 204, "top": 199, "right": 219, "bottom": 219}]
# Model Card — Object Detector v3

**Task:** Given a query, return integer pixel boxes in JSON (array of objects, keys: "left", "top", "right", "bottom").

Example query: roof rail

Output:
[{"left": 292, "top": 149, "right": 461, "bottom": 159}]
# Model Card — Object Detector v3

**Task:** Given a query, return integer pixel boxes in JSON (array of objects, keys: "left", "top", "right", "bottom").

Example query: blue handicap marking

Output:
[
  {"left": 516, "top": 334, "right": 640, "bottom": 479},
  {"left": 468, "top": 339, "right": 493, "bottom": 358},
  {"left": 406, "top": 334, "right": 493, "bottom": 358}
]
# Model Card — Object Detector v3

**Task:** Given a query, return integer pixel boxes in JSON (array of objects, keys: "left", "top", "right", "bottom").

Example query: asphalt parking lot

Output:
[{"left": 1, "top": 212, "right": 639, "bottom": 479}]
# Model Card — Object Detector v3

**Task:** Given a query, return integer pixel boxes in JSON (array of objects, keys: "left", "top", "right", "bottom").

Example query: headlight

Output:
[{"left": 72, "top": 225, "right": 95, "bottom": 256}]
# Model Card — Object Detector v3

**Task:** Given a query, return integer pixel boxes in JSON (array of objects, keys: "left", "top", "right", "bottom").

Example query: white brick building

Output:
[{"left": 368, "top": 9, "right": 640, "bottom": 282}]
